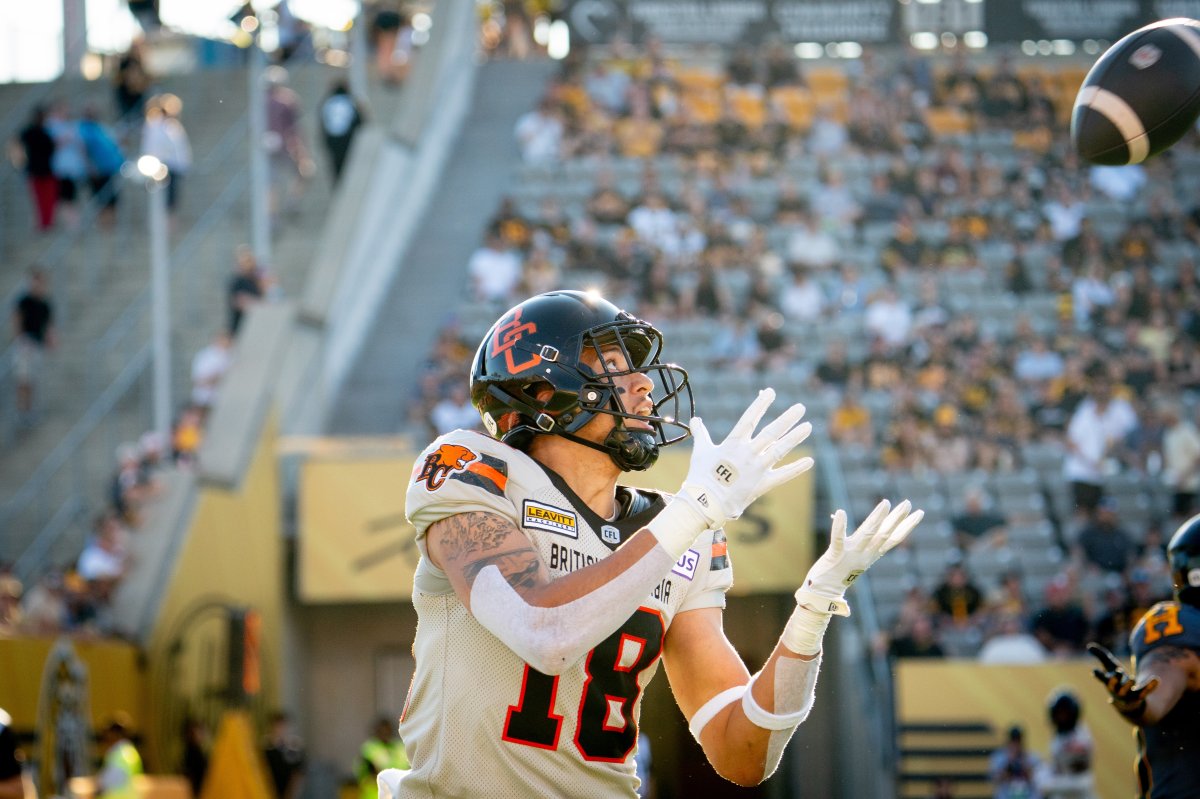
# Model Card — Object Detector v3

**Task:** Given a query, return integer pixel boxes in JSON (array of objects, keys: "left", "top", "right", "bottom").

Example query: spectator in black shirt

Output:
[
  {"left": 319, "top": 81, "right": 364, "bottom": 184},
  {"left": 12, "top": 267, "right": 56, "bottom": 420},
  {"left": 264, "top": 711, "right": 305, "bottom": 799},
  {"left": 227, "top": 245, "right": 264, "bottom": 335},
  {"left": 950, "top": 486, "right": 1008, "bottom": 552},
  {"left": 814, "top": 340, "right": 852, "bottom": 388},
  {"left": 888, "top": 614, "right": 945, "bottom": 659},
  {"left": 1076, "top": 498, "right": 1136, "bottom": 574},
  {"left": 1032, "top": 576, "right": 1090, "bottom": 656},
  {"left": 0, "top": 707, "right": 23, "bottom": 799},
  {"left": 17, "top": 105, "right": 57, "bottom": 230}
]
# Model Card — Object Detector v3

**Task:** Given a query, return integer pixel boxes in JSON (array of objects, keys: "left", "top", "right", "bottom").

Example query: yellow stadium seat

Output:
[
  {"left": 925, "top": 106, "right": 974, "bottom": 137},
  {"left": 727, "top": 87, "right": 766, "bottom": 129},
  {"left": 806, "top": 67, "right": 849, "bottom": 95},
  {"left": 769, "top": 86, "right": 815, "bottom": 131},
  {"left": 681, "top": 90, "right": 722, "bottom": 124},
  {"left": 675, "top": 68, "right": 725, "bottom": 93}
]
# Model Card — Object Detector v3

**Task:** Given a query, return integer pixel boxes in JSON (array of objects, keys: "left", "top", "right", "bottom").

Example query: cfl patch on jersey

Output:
[
  {"left": 671, "top": 548, "right": 700, "bottom": 581},
  {"left": 522, "top": 500, "right": 579, "bottom": 538}
]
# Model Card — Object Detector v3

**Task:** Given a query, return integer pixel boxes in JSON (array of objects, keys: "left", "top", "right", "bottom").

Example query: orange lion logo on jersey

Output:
[{"left": 415, "top": 444, "right": 479, "bottom": 491}]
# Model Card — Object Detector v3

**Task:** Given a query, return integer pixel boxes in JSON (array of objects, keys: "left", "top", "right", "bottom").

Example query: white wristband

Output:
[
  {"left": 645, "top": 489, "right": 712, "bottom": 560},
  {"left": 741, "top": 673, "right": 813, "bottom": 730},
  {"left": 780, "top": 603, "right": 834, "bottom": 656},
  {"left": 793, "top": 587, "right": 850, "bottom": 617},
  {"left": 688, "top": 685, "right": 746, "bottom": 741}
]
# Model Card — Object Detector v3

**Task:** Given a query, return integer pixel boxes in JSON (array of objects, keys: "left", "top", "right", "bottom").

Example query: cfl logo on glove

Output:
[
  {"left": 714, "top": 462, "right": 736, "bottom": 484},
  {"left": 843, "top": 570, "right": 864, "bottom": 586}
]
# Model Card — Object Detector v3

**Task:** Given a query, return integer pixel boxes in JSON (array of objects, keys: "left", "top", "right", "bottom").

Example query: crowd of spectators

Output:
[
  {"left": 410, "top": 40, "right": 1200, "bottom": 663},
  {"left": 1, "top": 231, "right": 284, "bottom": 639}
]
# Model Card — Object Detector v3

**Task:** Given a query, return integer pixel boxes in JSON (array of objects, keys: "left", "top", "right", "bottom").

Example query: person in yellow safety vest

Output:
[
  {"left": 356, "top": 718, "right": 407, "bottom": 799},
  {"left": 97, "top": 716, "right": 143, "bottom": 799}
]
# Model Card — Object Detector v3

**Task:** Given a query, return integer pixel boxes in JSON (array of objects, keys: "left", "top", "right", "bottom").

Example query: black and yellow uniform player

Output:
[
  {"left": 356, "top": 718, "right": 408, "bottom": 799},
  {"left": 1089, "top": 514, "right": 1200, "bottom": 798},
  {"left": 0, "top": 707, "right": 24, "bottom": 799}
]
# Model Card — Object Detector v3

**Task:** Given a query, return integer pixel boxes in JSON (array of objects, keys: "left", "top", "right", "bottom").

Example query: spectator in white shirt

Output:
[
  {"left": 140, "top": 94, "right": 192, "bottom": 213},
  {"left": 865, "top": 285, "right": 913, "bottom": 349},
  {"left": 191, "top": 332, "right": 233, "bottom": 410},
  {"left": 468, "top": 233, "right": 523, "bottom": 303},
  {"left": 1043, "top": 184, "right": 1087, "bottom": 242},
  {"left": 514, "top": 98, "right": 563, "bottom": 164},
  {"left": 1071, "top": 261, "right": 1115, "bottom": 329},
  {"left": 1014, "top": 338, "right": 1065, "bottom": 385},
  {"left": 431, "top": 384, "right": 482, "bottom": 435},
  {"left": 77, "top": 513, "right": 130, "bottom": 585},
  {"left": 808, "top": 105, "right": 848, "bottom": 156},
  {"left": 780, "top": 265, "right": 825, "bottom": 323},
  {"left": 1160, "top": 401, "right": 1200, "bottom": 519},
  {"left": 627, "top": 193, "right": 679, "bottom": 253},
  {"left": 1063, "top": 371, "right": 1138, "bottom": 520},
  {"left": 785, "top": 210, "right": 840, "bottom": 269},
  {"left": 1089, "top": 163, "right": 1145, "bottom": 201}
]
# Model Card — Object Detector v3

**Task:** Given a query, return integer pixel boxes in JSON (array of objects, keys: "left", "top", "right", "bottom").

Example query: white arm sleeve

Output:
[
  {"left": 741, "top": 654, "right": 822, "bottom": 780},
  {"left": 470, "top": 544, "right": 676, "bottom": 675}
]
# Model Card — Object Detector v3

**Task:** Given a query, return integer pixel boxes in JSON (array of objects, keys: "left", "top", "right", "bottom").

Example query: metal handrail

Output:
[
  {"left": 88, "top": 170, "right": 249, "bottom": 361},
  {"left": 8, "top": 343, "right": 152, "bottom": 584},
  {"left": 6, "top": 49, "right": 319, "bottom": 579},
  {"left": 814, "top": 425, "right": 897, "bottom": 787}
]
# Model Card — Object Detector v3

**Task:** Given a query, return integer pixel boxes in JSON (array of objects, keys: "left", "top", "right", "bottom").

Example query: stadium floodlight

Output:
[
  {"left": 911, "top": 32, "right": 938, "bottom": 50},
  {"left": 548, "top": 20, "right": 570, "bottom": 60},
  {"left": 963, "top": 31, "right": 987, "bottom": 49},
  {"left": 137, "top": 155, "right": 169, "bottom": 182}
]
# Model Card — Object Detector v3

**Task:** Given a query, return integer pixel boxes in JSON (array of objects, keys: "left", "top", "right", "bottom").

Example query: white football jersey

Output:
[{"left": 400, "top": 429, "right": 733, "bottom": 799}]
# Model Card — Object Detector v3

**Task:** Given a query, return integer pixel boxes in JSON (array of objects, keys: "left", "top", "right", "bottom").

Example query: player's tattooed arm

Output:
[
  {"left": 463, "top": 549, "right": 543, "bottom": 590},
  {"left": 428, "top": 511, "right": 548, "bottom": 594},
  {"left": 437, "top": 512, "right": 516, "bottom": 560}
]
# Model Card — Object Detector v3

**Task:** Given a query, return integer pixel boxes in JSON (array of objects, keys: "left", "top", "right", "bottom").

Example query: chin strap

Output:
[{"left": 558, "top": 427, "right": 659, "bottom": 471}]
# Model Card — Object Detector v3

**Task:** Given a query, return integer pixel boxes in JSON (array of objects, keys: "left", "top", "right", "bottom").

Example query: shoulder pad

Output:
[{"left": 410, "top": 430, "right": 514, "bottom": 496}]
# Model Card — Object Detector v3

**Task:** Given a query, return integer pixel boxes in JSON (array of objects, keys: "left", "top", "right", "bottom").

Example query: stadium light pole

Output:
[{"left": 137, "top": 155, "right": 172, "bottom": 446}]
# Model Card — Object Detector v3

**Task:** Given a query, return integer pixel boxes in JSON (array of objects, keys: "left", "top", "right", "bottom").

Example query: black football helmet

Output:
[
  {"left": 470, "top": 290, "right": 693, "bottom": 471},
  {"left": 1168, "top": 513, "right": 1200, "bottom": 607},
  {"left": 1047, "top": 689, "right": 1081, "bottom": 734}
]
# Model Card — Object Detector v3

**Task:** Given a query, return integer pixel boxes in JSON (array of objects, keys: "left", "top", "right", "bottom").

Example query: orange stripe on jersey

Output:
[
  {"left": 711, "top": 541, "right": 728, "bottom": 558},
  {"left": 468, "top": 461, "right": 509, "bottom": 492}
]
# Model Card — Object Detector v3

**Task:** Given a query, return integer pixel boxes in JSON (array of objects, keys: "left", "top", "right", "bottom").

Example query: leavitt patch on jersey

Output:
[
  {"left": 672, "top": 548, "right": 700, "bottom": 581},
  {"left": 522, "top": 500, "right": 579, "bottom": 538}
]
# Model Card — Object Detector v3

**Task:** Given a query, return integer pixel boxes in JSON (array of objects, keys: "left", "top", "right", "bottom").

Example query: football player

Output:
[
  {"left": 1035, "top": 689, "right": 1096, "bottom": 798},
  {"left": 390, "top": 290, "right": 922, "bottom": 798},
  {"left": 1088, "top": 514, "right": 1200, "bottom": 798}
]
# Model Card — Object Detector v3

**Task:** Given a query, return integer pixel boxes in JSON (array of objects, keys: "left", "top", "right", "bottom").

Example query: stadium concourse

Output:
[{"left": 4, "top": 4, "right": 1199, "bottom": 799}]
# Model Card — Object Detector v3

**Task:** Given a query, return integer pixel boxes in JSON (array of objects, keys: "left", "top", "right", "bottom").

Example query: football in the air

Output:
[{"left": 1071, "top": 17, "right": 1200, "bottom": 165}]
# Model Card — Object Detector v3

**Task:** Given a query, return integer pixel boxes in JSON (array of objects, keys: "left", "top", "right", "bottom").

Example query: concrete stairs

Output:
[
  {"left": 1, "top": 63, "right": 406, "bottom": 571},
  {"left": 329, "top": 58, "right": 558, "bottom": 435}
]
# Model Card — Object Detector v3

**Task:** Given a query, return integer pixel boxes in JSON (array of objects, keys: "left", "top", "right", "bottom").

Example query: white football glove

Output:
[
  {"left": 647, "top": 388, "right": 813, "bottom": 559},
  {"left": 796, "top": 499, "right": 922, "bottom": 616},
  {"left": 781, "top": 499, "right": 922, "bottom": 655}
]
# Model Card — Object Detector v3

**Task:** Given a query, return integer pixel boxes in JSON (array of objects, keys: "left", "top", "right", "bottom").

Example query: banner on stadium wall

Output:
[
  {"left": 982, "top": 0, "right": 1167, "bottom": 43},
  {"left": 563, "top": 0, "right": 898, "bottom": 45},
  {"left": 564, "top": 0, "right": 1200, "bottom": 47},
  {"left": 298, "top": 447, "right": 814, "bottom": 603}
]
